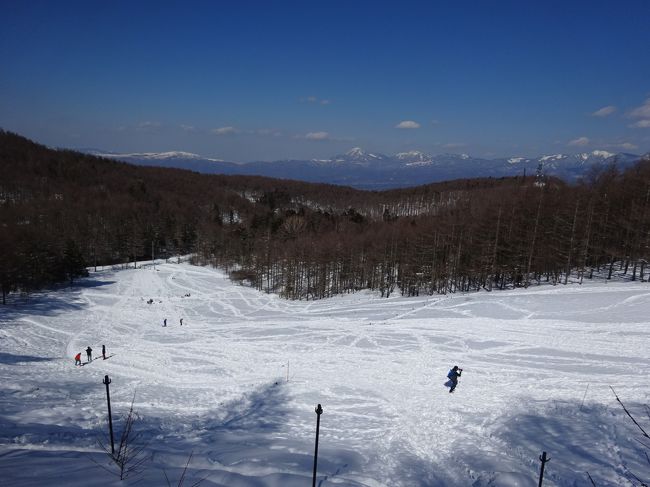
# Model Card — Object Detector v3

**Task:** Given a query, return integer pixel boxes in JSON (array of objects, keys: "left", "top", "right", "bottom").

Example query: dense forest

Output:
[{"left": 1, "top": 129, "right": 649, "bottom": 304}]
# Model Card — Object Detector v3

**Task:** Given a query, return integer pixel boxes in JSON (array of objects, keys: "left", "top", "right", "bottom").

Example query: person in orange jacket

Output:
[{"left": 74, "top": 352, "right": 82, "bottom": 366}]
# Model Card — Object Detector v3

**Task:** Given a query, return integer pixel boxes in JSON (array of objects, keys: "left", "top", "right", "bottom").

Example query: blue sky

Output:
[{"left": 2, "top": 0, "right": 650, "bottom": 161}]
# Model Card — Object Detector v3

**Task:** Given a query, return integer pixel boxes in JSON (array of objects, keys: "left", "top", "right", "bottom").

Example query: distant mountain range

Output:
[{"left": 86, "top": 147, "right": 648, "bottom": 190}]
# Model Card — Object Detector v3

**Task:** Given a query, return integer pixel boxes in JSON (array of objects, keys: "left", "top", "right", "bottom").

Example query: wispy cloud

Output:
[
  {"left": 395, "top": 120, "right": 420, "bottom": 129},
  {"left": 180, "top": 124, "right": 196, "bottom": 132},
  {"left": 303, "top": 131, "right": 330, "bottom": 140},
  {"left": 212, "top": 126, "right": 238, "bottom": 136},
  {"left": 630, "top": 120, "right": 650, "bottom": 128},
  {"left": 629, "top": 98, "right": 650, "bottom": 119},
  {"left": 568, "top": 136, "right": 590, "bottom": 147},
  {"left": 442, "top": 142, "right": 466, "bottom": 149},
  {"left": 627, "top": 98, "right": 650, "bottom": 128},
  {"left": 604, "top": 141, "right": 639, "bottom": 151},
  {"left": 136, "top": 121, "right": 162, "bottom": 132},
  {"left": 619, "top": 142, "right": 638, "bottom": 150},
  {"left": 255, "top": 128, "right": 283, "bottom": 137},
  {"left": 592, "top": 105, "right": 616, "bottom": 117},
  {"left": 300, "top": 96, "right": 331, "bottom": 105}
]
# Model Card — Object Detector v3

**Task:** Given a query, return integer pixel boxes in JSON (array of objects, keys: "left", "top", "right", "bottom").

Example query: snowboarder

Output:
[
  {"left": 180, "top": 318, "right": 183, "bottom": 326},
  {"left": 74, "top": 352, "right": 82, "bottom": 366},
  {"left": 86, "top": 346, "right": 93, "bottom": 362},
  {"left": 163, "top": 318, "right": 167, "bottom": 327},
  {"left": 447, "top": 365, "right": 462, "bottom": 393},
  {"left": 102, "top": 344, "right": 106, "bottom": 360}
]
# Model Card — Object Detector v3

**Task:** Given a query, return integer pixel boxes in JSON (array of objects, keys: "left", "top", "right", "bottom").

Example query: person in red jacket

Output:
[{"left": 74, "top": 352, "right": 82, "bottom": 366}]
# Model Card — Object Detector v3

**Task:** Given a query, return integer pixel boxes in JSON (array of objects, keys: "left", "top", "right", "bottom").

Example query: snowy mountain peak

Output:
[
  {"left": 395, "top": 150, "right": 428, "bottom": 159},
  {"left": 346, "top": 147, "right": 366, "bottom": 157},
  {"left": 394, "top": 151, "right": 433, "bottom": 165},
  {"left": 540, "top": 154, "right": 568, "bottom": 162},
  {"left": 508, "top": 157, "right": 529, "bottom": 164},
  {"left": 338, "top": 147, "right": 387, "bottom": 163},
  {"left": 590, "top": 150, "right": 615, "bottom": 159}
]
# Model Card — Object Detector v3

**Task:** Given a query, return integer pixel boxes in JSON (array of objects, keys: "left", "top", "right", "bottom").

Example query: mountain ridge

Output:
[{"left": 83, "top": 146, "right": 647, "bottom": 190}]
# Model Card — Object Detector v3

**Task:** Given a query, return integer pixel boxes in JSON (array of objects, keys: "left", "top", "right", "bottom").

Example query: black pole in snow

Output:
[
  {"left": 103, "top": 375, "right": 115, "bottom": 455},
  {"left": 538, "top": 451, "right": 550, "bottom": 487},
  {"left": 312, "top": 404, "right": 323, "bottom": 487}
]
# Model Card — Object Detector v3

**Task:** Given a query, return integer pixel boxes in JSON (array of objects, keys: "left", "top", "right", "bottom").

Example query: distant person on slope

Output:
[
  {"left": 447, "top": 365, "right": 462, "bottom": 393},
  {"left": 180, "top": 318, "right": 183, "bottom": 326},
  {"left": 74, "top": 352, "right": 82, "bottom": 366},
  {"left": 86, "top": 346, "right": 93, "bottom": 362},
  {"left": 102, "top": 344, "right": 106, "bottom": 360},
  {"left": 163, "top": 318, "right": 167, "bottom": 327}
]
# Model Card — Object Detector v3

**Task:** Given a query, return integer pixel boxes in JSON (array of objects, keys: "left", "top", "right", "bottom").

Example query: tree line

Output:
[{"left": 1, "top": 129, "right": 649, "bottom": 304}]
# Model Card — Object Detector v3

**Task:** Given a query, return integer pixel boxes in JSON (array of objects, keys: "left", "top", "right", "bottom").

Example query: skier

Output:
[
  {"left": 163, "top": 318, "right": 167, "bottom": 327},
  {"left": 180, "top": 318, "right": 183, "bottom": 326},
  {"left": 102, "top": 344, "right": 106, "bottom": 360},
  {"left": 447, "top": 365, "right": 462, "bottom": 393},
  {"left": 74, "top": 352, "right": 82, "bottom": 366},
  {"left": 86, "top": 346, "right": 93, "bottom": 362}
]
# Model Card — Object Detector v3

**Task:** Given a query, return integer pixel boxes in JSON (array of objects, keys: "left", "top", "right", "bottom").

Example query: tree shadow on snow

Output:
[
  {"left": 9, "top": 378, "right": 645, "bottom": 487},
  {"left": 0, "top": 351, "right": 55, "bottom": 364},
  {"left": 0, "top": 278, "right": 115, "bottom": 321},
  {"left": 121, "top": 381, "right": 369, "bottom": 486},
  {"left": 450, "top": 399, "right": 649, "bottom": 487}
]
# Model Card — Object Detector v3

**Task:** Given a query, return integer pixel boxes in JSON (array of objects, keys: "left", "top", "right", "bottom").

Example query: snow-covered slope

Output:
[
  {"left": 394, "top": 150, "right": 434, "bottom": 165},
  {"left": 85, "top": 149, "right": 242, "bottom": 174},
  {"left": 89, "top": 149, "right": 225, "bottom": 163},
  {"left": 2, "top": 263, "right": 648, "bottom": 486},
  {"left": 328, "top": 147, "right": 391, "bottom": 166}
]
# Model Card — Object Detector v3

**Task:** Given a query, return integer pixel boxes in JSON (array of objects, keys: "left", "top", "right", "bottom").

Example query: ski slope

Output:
[{"left": 0, "top": 262, "right": 649, "bottom": 486}]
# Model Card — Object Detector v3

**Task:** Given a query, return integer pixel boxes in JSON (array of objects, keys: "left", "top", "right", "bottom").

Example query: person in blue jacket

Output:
[{"left": 447, "top": 365, "right": 462, "bottom": 393}]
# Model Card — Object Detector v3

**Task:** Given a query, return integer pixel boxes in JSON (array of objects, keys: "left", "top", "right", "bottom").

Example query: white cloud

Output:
[
  {"left": 442, "top": 142, "right": 466, "bottom": 149},
  {"left": 212, "top": 126, "right": 238, "bottom": 136},
  {"left": 629, "top": 98, "right": 650, "bottom": 119},
  {"left": 620, "top": 142, "right": 638, "bottom": 150},
  {"left": 592, "top": 105, "right": 616, "bottom": 117},
  {"left": 568, "top": 136, "right": 590, "bottom": 147},
  {"left": 136, "top": 121, "right": 162, "bottom": 132},
  {"left": 395, "top": 120, "right": 421, "bottom": 129},
  {"left": 300, "top": 96, "right": 331, "bottom": 105},
  {"left": 630, "top": 120, "right": 650, "bottom": 128},
  {"left": 605, "top": 141, "right": 639, "bottom": 151},
  {"left": 304, "top": 131, "right": 330, "bottom": 140},
  {"left": 255, "top": 128, "right": 283, "bottom": 137},
  {"left": 180, "top": 124, "right": 196, "bottom": 132}
]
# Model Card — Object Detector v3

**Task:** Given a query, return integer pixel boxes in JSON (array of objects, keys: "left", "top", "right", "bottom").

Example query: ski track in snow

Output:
[{"left": 0, "top": 262, "right": 649, "bottom": 486}]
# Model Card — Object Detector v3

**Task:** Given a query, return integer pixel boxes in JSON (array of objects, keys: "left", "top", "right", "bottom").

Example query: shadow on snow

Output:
[
  {"left": 0, "top": 277, "right": 116, "bottom": 322},
  {"left": 0, "top": 352, "right": 55, "bottom": 365},
  {"left": 452, "top": 400, "right": 648, "bottom": 487},
  {"left": 2, "top": 379, "right": 648, "bottom": 486}
]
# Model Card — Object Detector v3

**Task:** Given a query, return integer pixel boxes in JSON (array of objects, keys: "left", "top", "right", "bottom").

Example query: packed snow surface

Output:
[{"left": 1, "top": 262, "right": 649, "bottom": 486}]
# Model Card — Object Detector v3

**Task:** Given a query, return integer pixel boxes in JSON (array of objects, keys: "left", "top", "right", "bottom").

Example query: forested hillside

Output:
[{"left": 1, "top": 130, "right": 649, "bottom": 303}]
